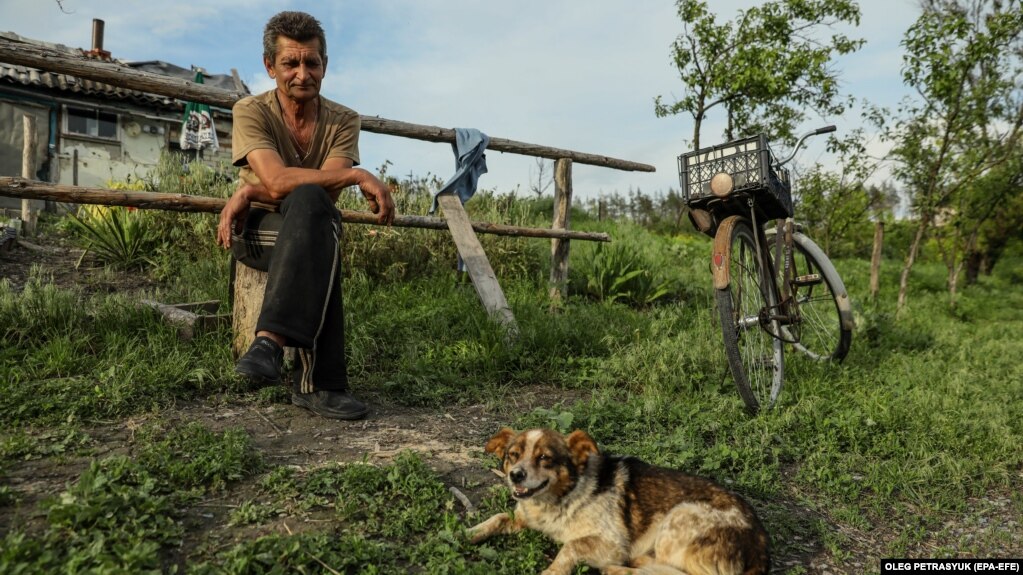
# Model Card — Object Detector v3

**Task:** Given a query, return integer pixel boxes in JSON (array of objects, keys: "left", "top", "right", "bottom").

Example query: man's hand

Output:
[
  {"left": 216, "top": 184, "right": 255, "bottom": 248},
  {"left": 358, "top": 172, "right": 396, "bottom": 225}
]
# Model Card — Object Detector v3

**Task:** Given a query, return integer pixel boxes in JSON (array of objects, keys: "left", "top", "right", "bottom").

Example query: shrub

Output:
[
  {"left": 568, "top": 224, "right": 695, "bottom": 307},
  {"left": 65, "top": 204, "right": 157, "bottom": 270}
]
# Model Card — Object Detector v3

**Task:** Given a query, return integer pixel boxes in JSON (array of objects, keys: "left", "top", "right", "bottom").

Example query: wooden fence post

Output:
[
  {"left": 21, "top": 115, "right": 38, "bottom": 236},
  {"left": 549, "top": 158, "right": 573, "bottom": 305},
  {"left": 870, "top": 221, "right": 884, "bottom": 301}
]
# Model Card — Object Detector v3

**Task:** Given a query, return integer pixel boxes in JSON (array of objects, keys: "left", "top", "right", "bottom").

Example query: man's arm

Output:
[
  {"left": 250, "top": 149, "right": 394, "bottom": 224},
  {"left": 248, "top": 152, "right": 393, "bottom": 222},
  {"left": 217, "top": 149, "right": 395, "bottom": 248},
  {"left": 245, "top": 148, "right": 366, "bottom": 200}
]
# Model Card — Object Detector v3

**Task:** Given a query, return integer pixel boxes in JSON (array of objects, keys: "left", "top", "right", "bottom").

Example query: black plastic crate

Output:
[{"left": 678, "top": 134, "right": 792, "bottom": 220}]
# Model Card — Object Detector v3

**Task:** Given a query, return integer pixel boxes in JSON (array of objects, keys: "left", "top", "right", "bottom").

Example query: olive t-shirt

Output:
[{"left": 231, "top": 89, "right": 361, "bottom": 188}]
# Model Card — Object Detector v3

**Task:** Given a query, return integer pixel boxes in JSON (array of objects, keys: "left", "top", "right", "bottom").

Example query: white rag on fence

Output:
[{"left": 179, "top": 70, "right": 219, "bottom": 153}]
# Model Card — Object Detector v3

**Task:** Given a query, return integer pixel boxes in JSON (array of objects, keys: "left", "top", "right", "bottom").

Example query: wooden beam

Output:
[
  {"left": 0, "top": 177, "right": 611, "bottom": 242},
  {"left": 1, "top": 177, "right": 225, "bottom": 212},
  {"left": 0, "top": 34, "right": 655, "bottom": 173},
  {"left": 0, "top": 33, "right": 245, "bottom": 107},
  {"left": 358, "top": 117, "right": 655, "bottom": 172},
  {"left": 436, "top": 194, "right": 518, "bottom": 338},
  {"left": 140, "top": 299, "right": 229, "bottom": 340}
]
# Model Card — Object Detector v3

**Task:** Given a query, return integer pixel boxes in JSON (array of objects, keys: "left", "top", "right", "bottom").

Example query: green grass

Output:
[
  {"left": 185, "top": 453, "right": 559, "bottom": 574},
  {"left": 1, "top": 422, "right": 264, "bottom": 573},
  {"left": 0, "top": 271, "right": 237, "bottom": 426},
  {"left": 1, "top": 196, "right": 1022, "bottom": 571}
]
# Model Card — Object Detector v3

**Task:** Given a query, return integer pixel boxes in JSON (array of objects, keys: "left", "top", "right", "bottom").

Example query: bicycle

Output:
[{"left": 678, "top": 127, "right": 854, "bottom": 414}]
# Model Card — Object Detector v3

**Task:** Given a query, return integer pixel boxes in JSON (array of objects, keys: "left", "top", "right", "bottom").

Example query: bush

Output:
[
  {"left": 65, "top": 203, "right": 158, "bottom": 270},
  {"left": 568, "top": 223, "right": 702, "bottom": 307}
]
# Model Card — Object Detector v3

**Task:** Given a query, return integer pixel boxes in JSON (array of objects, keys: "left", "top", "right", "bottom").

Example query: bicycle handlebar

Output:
[{"left": 774, "top": 125, "right": 836, "bottom": 169}]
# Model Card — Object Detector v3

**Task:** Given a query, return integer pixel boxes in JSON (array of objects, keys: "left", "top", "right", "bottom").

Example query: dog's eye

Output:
[
  {"left": 537, "top": 453, "right": 550, "bottom": 463},
  {"left": 507, "top": 450, "right": 520, "bottom": 461}
]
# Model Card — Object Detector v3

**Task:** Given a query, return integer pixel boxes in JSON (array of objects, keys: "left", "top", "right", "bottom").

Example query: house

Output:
[{"left": 0, "top": 20, "right": 247, "bottom": 212}]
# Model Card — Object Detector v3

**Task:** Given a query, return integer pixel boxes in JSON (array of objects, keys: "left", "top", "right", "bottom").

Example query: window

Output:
[{"left": 66, "top": 107, "right": 118, "bottom": 139}]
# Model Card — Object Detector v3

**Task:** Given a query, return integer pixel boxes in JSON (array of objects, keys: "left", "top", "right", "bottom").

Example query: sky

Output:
[{"left": 0, "top": 0, "right": 922, "bottom": 202}]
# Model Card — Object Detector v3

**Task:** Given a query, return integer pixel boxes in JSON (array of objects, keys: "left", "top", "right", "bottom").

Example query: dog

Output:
[{"left": 467, "top": 427, "right": 770, "bottom": 575}]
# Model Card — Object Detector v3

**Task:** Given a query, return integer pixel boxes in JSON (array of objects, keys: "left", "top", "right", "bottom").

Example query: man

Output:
[{"left": 217, "top": 11, "right": 395, "bottom": 420}]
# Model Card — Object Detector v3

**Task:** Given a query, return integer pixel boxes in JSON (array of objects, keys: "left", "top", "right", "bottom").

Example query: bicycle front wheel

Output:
[
  {"left": 715, "top": 219, "right": 784, "bottom": 414},
  {"left": 779, "top": 231, "right": 854, "bottom": 362}
]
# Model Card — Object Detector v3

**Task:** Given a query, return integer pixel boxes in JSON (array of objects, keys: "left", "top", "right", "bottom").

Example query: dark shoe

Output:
[
  {"left": 235, "top": 336, "right": 283, "bottom": 386},
  {"left": 292, "top": 389, "right": 369, "bottom": 420}
]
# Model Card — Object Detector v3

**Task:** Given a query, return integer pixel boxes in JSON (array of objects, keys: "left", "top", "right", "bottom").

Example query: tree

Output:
[
  {"left": 797, "top": 170, "right": 898, "bottom": 256},
  {"left": 891, "top": 0, "right": 1023, "bottom": 311},
  {"left": 528, "top": 158, "right": 553, "bottom": 199},
  {"left": 953, "top": 152, "right": 1023, "bottom": 286},
  {"left": 655, "top": 0, "right": 863, "bottom": 150},
  {"left": 796, "top": 127, "right": 897, "bottom": 255}
]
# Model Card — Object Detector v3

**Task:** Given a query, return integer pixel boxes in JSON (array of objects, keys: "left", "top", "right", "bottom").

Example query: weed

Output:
[
  {"left": 528, "top": 407, "right": 576, "bottom": 433},
  {"left": 65, "top": 205, "right": 158, "bottom": 270},
  {"left": 0, "top": 486, "right": 15, "bottom": 507},
  {"left": 187, "top": 452, "right": 560, "bottom": 573},
  {"left": 227, "top": 499, "right": 277, "bottom": 527},
  {"left": 133, "top": 422, "right": 264, "bottom": 493},
  {"left": 0, "top": 424, "right": 264, "bottom": 574},
  {"left": 571, "top": 236, "right": 679, "bottom": 306}
]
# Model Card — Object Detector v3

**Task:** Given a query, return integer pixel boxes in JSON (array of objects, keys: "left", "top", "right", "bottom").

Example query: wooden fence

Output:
[{"left": 0, "top": 34, "right": 655, "bottom": 331}]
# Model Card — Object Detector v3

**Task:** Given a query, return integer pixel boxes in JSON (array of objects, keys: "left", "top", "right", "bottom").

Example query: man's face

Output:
[{"left": 265, "top": 36, "right": 325, "bottom": 103}]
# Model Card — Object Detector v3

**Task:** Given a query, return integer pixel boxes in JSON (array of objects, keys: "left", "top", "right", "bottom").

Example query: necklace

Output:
[
  {"left": 277, "top": 94, "right": 317, "bottom": 163},
  {"left": 285, "top": 122, "right": 309, "bottom": 161}
]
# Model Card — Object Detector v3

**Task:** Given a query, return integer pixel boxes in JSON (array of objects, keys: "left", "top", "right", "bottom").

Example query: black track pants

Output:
[{"left": 231, "top": 184, "right": 347, "bottom": 393}]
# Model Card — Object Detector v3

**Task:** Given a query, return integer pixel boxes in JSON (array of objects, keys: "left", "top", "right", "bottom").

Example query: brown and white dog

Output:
[{"left": 467, "top": 428, "right": 770, "bottom": 575}]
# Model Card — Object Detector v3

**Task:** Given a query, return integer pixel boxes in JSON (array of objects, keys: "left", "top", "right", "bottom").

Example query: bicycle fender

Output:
[
  {"left": 790, "top": 231, "right": 856, "bottom": 332},
  {"left": 711, "top": 215, "right": 744, "bottom": 290}
]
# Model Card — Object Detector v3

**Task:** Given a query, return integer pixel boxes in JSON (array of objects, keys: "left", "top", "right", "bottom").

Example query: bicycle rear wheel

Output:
[
  {"left": 715, "top": 219, "right": 784, "bottom": 414},
  {"left": 776, "top": 231, "right": 853, "bottom": 362}
]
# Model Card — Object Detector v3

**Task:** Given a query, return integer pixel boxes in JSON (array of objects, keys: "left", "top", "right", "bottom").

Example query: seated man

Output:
[{"left": 216, "top": 10, "right": 394, "bottom": 420}]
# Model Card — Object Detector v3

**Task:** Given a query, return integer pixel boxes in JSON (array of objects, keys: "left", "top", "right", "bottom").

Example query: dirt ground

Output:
[{"left": 2, "top": 234, "right": 1020, "bottom": 574}]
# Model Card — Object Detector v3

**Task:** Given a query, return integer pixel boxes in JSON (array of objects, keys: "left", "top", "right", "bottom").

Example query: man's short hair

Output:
[{"left": 263, "top": 11, "right": 327, "bottom": 63}]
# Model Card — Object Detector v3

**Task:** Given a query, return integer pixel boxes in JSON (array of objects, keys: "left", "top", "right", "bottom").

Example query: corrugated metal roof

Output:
[{"left": 0, "top": 32, "right": 247, "bottom": 110}]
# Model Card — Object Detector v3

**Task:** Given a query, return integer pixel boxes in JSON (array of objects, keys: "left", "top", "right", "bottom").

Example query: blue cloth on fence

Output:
[
  {"left": 429, "top": 127, "right": 489, "bottom": 215},
  {"left": 429, "top": 128, "right": 489, "bottom": 273}
]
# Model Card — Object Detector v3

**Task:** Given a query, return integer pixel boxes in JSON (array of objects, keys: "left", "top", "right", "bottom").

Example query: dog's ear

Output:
[
  {"left": 484, "top": 427, "right": 516, "bottom": 459},
  {"left": 566, "top": 430, "right": 599, "bottom": 469}
]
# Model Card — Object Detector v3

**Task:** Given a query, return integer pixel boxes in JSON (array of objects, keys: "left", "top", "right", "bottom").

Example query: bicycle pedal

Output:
[{"left": 793, "top": 273, "right": 822, "bottom": 287}]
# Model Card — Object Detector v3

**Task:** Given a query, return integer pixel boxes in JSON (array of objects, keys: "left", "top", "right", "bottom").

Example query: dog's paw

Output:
[
  {"left": 464, "top": 526, "right": 484, "bottom": 544},
  {"left": 465, "top": 521, "right": 494, "bottom": 544},
  {"left": 465, "top": 512, "right": 512, "bottom": 543}
]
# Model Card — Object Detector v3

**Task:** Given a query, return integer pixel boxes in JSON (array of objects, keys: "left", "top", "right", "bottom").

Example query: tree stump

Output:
[
  {"left": 231, "top": 262, "right": 295, "bottom": 365},
  {"left": 231, "top": 262, "right": 265, "bottom": 359}
]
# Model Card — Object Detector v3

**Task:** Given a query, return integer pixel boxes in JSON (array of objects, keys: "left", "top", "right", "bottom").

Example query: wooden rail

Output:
[
  {"left": 0, "top": 177, "right": 611, "bottom": 242},
  {"left": 0, "top": 34, "right": 655, "bottom": 173}
]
